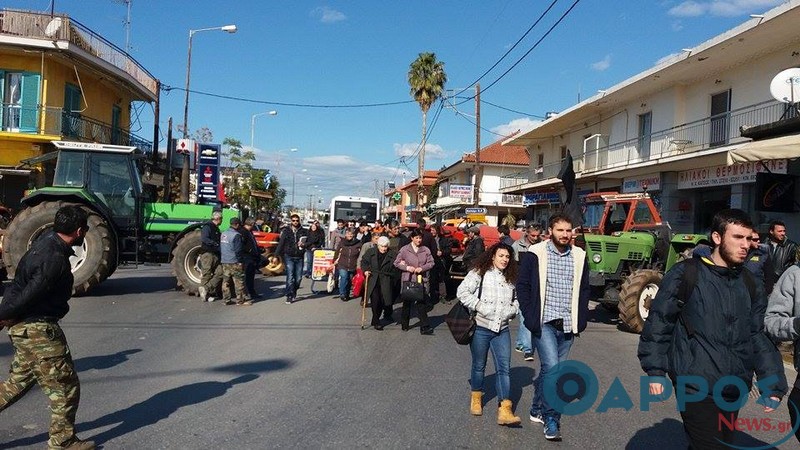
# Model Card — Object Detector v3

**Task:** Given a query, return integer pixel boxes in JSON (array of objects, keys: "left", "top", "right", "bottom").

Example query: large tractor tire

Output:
[
  {"left": 3, "top": 201, "right": 116, "bottom": 296},
  {"left": 171, "top": 229, "right": 204, "bottom": 296},
  {"left": 261, "top": 251, "right": 285, "bottom": 276},
  {"left": 618, "top": 269, "right": 663, "bottom": 333}
]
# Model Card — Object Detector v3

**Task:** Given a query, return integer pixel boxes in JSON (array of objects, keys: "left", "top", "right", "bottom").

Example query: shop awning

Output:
[{"left": 727, "top": 133, "right": 800, "bottom": 165}]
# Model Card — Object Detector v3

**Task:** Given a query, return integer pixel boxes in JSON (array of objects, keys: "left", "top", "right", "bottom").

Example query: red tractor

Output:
[{"left": 252, "top": 230, "right": 284, "bottom": 275}]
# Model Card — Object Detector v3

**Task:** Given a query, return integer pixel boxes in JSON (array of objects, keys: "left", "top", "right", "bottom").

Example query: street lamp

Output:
[
  {"left": 250, "top": 110, "right": 278, "bottom": 150},
  {"left": 180, "top": 23, "right": 237, "bottom": 202},
  {"left": 291, "top": 168, "right": 307, "bottom": 209}
]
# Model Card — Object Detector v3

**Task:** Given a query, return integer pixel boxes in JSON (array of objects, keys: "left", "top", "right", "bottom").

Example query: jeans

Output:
[
  {"left": 469, "top": 326, "right": 512, "bottom": 401},
  {"left": 303, "top": 249, "right": 314, "bottom": 276},
  {"left": 531, "top": 323, "right": 574, "bottom": 421},
  {"left": 515, "top": 311, "right": 533, "bottom": 353},
  {"left": 338, "top": 269, "right": 354, "bottom": 298},
  {"left": 284, "top": 256, "right": 303, "bottom": 299}
]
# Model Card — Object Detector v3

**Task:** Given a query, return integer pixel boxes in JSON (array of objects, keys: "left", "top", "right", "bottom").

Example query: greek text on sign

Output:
[
  {"left": 449, "top": 184, "right": 473, "bottom": 199},
  {"left": 465, "top": 207, "right": 487, "bottom": 214},
  {"left": 622, "top": 173, "right": 661, "bottom": 193},
  {"left": 677, "top": 159, "right": 787, "bottom": 189}
]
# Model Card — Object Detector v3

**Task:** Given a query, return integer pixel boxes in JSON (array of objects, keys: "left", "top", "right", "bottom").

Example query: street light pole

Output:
[
  {"left": 250, "top": 110, "right": 278, "bottom": 150},
  {"left": 180, "top": 23, "right": 237, "bottom": 203}
]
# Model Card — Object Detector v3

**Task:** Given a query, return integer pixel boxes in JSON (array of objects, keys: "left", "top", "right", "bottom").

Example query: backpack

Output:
[{"left": 676, "top": 257, "right": 757, "bottom": 336}]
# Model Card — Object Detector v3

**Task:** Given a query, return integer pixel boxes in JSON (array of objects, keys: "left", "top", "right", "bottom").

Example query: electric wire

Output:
[{"left": 481, "top": 99, "right": 546, "bottom": 119}]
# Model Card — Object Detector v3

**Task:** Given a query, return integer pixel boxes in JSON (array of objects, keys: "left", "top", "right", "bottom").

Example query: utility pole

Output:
[{"left": 473, "top": 83, "right": 481, "bottom": 206}]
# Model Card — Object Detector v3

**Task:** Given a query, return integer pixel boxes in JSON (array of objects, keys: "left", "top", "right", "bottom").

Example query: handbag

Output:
[
  {"left": 400, "top": 274, "right": 426, "bottom": 304},
  {"left": 445, "top": 274, "right": 483, "bottom": 345}
]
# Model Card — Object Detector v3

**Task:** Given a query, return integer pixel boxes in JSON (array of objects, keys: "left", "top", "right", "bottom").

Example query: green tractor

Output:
[
  {"left": 580, "top": 192, "right": 709, "bottom": 333},
  {"left": 1, "top": 141, "right": 238, "bottom": 296}
]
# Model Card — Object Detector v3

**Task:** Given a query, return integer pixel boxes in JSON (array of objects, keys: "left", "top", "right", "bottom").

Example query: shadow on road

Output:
[
  {"left": 483, "top": 365, "right": 536, "bottom": 408},
  {"left": 74, "top": 349, "right": 142, "bottom": 372},
  {"left": 88, "top": 275, "right": 178, "bottom": 296},
  {"left": 2, "top": 358, "right": 292, "bottom": 448},
  {"left": 626, "top": 418, "right": 688, "bottom": 449}
]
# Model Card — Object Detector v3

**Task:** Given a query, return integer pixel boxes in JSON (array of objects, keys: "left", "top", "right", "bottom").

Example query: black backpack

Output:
[{"left": 675, "top": 257, "right": 757, "bottom": 336}]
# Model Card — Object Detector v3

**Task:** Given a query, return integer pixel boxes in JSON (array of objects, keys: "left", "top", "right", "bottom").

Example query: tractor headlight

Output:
[{"left": 592, "top": 253, "right": 602, "bottom": 264}]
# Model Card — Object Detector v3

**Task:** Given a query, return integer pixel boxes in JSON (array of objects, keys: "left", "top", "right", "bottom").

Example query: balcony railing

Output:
[
  {"left": 1, "top": 103, "right": 152, "bottom": 152},
  {"left": 0, "top": 9, "right": 158, "bottom": 97},
  {"left": 500, "top": 99, "right": 793, "bottom": 191}
]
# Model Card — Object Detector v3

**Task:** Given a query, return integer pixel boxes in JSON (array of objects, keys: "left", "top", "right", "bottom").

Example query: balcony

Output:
[
  {"left": 0, "top": 9, "right": 158, "bottom": 99},
  {"left": 500, "top": 99, "right": 792, "bottom": 191},
  {"left": 2, "top": 103, "right": 152, "bottom": 153}
]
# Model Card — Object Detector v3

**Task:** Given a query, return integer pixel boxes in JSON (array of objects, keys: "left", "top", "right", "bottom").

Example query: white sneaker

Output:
[{"left": 207, "top": 297, "right": 216, "bottom": 303}]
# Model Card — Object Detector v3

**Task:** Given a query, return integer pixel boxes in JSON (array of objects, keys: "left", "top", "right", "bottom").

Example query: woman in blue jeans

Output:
[
  {"left": 333, "top": 227, "right": 362, "bottom": 301},
  {"left": 456, "top": 242, "right": 521, "bottom": 426}
]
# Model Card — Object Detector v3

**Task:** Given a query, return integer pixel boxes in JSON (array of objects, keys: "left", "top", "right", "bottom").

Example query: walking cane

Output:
[{"left": 360, "top": 272, "right": 370, "bottom": 330}]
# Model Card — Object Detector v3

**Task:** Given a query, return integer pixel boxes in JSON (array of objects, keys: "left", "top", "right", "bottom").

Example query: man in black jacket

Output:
[
  {"left": 198, "top": 211, "right": 223, "bottom": 302},
  {"left": 767, "top": 219, "right": 798, "bottom": 281},
  {"left": 639, "top": 209, "right": 787, "bottom": 449},
  {"left": 0, "top": 205, "right": 94, "bottom": 450},
  {"left": 240, "top": 217, "right": 263, "bottom": 299},
  {"left": 273, "top": 214, "right": 308, "bottom": 304}
]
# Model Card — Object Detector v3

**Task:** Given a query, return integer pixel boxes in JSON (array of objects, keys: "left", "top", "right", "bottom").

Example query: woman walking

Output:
[
  {"left": 333, "top": 227, "right": 362, "bottom": 301},
  {"left": 361, "top": 236, "right": 399, "bottom": 330},
  {"left": 394, "top": 229, "right": 435, "bottom": 335},
  {"left": 456, "top": 242, "right": 521, "bottom": 426},
  {"left": 304, "top": 221, "right": 326, "bottom": 278}
]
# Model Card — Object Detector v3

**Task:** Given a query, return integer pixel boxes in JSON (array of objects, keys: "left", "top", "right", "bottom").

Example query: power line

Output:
[
  {"left": 481, "top": 99, "right": 546, "bottom": 119},
  {"left": 161, "top": 85, "right": 414, "bottom": 109}
]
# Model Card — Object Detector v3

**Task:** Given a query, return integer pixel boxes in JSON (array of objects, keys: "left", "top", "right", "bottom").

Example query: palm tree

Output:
[{"left": 408, "top": 52, "right": 446, "bottom": 208}]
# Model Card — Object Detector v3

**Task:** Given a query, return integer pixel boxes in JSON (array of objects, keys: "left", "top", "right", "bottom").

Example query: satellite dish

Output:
[
  {"left": 770, "top": 68, "right": 800, "bottom": 104},
  {"left": 44, "top": 17, "right": 62, "bottom": 38}
]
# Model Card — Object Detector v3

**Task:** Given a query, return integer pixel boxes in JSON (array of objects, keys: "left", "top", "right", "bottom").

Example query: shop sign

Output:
[
  {"left": 622, "top": 173, "right": 661, "bottom": 193},
  {"left": 523, "top": 192, "right": 560, "bottom": 206},
  {"left": 677, "top": 159, "right": 787, "bottom": 190},
  {"left": 449, "top": 184, "right": 473, "bottom": 199}
]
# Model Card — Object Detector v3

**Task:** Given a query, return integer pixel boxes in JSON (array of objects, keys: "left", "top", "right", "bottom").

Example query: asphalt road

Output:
[{"left": 0, "top": 265, "right": 797, "bottom": 449}]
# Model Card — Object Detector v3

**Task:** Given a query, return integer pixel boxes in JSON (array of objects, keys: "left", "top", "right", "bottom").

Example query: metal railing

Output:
[
  {"left": 500, "top": 99, "right": 793, "bottom": 190},
  {"left": 1, "top": 103, "right": 152, "bottom": 152},
  {"left": 0, "top": 9, "right": 158, "bottom": 97}
]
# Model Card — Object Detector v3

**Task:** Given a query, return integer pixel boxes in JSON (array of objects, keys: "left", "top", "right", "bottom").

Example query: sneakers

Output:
[
  {"left": 543, "top": 416, "right": 562, "bottom": 441},
  {"left": 514, "top": 344, "right": 525, "bottom": 353},
  {"left": 524, "top": 352, "right": 535, "bottom": 361},
  {"left": 237, "top": 299, "right": 254, "bottom": 306},
  {"left": 285, "top": 296, "right": 293, "bottom": 304},
  {"left": 207, "top": 296, "right": 216, "bottom": 303},
  {"left": 198, "top": 286, "right": 207, "bottom": 302},
  {"left": 529, "top": 412, "right": 544, "bottom": 424}
]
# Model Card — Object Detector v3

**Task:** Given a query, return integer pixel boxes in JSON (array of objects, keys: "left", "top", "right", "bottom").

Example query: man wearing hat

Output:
[
  {"left": 462, "top": 226, "right": 485, "bottom": 270},
  {"left": 220, "top": 217, "right": 252, "bottom": 305}
]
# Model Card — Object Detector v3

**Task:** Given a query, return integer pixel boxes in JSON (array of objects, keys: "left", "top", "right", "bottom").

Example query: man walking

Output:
[
  {"left": 767, "top": 219, "right": 798, "bottom": 281},
  {"left": 273, "top": 213, "right": 308, "bottom": 304},
  {"left": 240, "top": 217, "right": 263, "bottom": 299},
  {"left": 0, "top": 205, "right": 95, "bottom": 449},
  {"left": 517, "top": 213, "right": 590, "bottom": 441},
  {"left": 639, "top": 209, "right": 786, "bottom": 449},
  {"left": 198, "top": 211, "right": 223, "bottom": 302},
  {"left": 462, "top": 226, "right": 485, "bottom": 271},
  {"left": 220, "top": 217, "right": 252, "bottom": 306},
  {"left": 513, "top": 224, "right": 543, "bottom": 362}
]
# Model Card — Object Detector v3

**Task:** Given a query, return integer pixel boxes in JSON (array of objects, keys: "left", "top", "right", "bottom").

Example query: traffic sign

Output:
[{"left": 465, "top": 207, "right": 487, "bottom": 214}]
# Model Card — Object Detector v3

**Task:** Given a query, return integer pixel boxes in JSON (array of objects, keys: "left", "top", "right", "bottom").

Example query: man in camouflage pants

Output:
[
  {"left": 198, "top": 210, "right": 223, "bottom": 302},
  {"left": 220, "top": 217, "right": 252, "bottom": 305},
  {"left": 0, "top": 205, "right": 94, "bottom": 449}
]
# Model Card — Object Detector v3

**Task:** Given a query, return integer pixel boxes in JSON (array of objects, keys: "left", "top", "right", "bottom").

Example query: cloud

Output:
[
  {"left": 668, "top": 0, "right": 783, "bottom": 17},
  {"left": 311, "top": 6, "right": 347, "bottom": 23},
  {"left": 591, "top": 54, "right": 612, "bottom": 72},
  {"left": 393, "top": 142, "right": 446, "bottom": 160},
  {"left": 490, "top": 118, "right": 541, "bottom": 137},
  {"left": 671, "top": 20, "right": 684, "bottom": 31}
]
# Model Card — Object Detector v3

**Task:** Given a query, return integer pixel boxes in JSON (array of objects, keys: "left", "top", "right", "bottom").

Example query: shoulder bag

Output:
[{"left": 445, "top": 274, "right": 483, "bottom": 345}]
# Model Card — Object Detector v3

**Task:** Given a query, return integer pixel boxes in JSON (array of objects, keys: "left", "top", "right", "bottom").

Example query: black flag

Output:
[{"left": 557, "top": 150, "right": 583, "bottom": 227}]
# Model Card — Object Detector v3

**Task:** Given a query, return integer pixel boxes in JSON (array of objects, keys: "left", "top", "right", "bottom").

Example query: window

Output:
[
  {"left": 88, "top": 153, "right": 135, "bottom": 216},
  {"left": 560, "top": 146, "right": 567, "bottom": 161},
  {"left": 638, "top": 112, "right": 652, "bottom": 159},
  {"left": 63, "top": 83, "right": 82, "bottom": 137},
  {"left": 0, "top": 71, "right": 41, "bottom": 132},
  {"left": 53, "top": 151, "right": 87, "bottom": 187},
  {"left": 710, "top": 90, "right": 731, "bottom": 147},
  {"left": 111, "top": 105, "right": 121, "bottom": 144},
  {"left": 633, "top": 201, "right": 654, "bottom": 224}
]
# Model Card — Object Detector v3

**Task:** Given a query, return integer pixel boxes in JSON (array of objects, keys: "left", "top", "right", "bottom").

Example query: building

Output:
[
  {"left": 382, "top": 170, "right": 438, "bottom": 224},
  {"left": 434, "top": 135, "right": 529, "bottom": 227},
  {"left": 0, "top": 8, "right": 158, "bottom": 209},
  {"left": 501, "top": 0, "right": 800, "bottom": 235}
]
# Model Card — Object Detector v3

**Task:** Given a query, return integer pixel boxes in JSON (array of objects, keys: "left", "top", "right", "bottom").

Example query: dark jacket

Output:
[
  {"left": 768, "top": 238, "right": 798, "bottom": 281},
  {"left": 200, "top": 221, "right": 221, "bottom": 254},
  {"left": 0, "top": 231, "right": 74, "bottom": 321},
  {"left": 239, "top": 227, "right": 261, "bottom": 263},
  {"left": 516, "top": 242, "right": 590, "bottom": 337},
  {"left": 638, "top": 256, "right": 788, "bottom": 400},
  {"left": 334, "top": 238, "right": 363, "bottom": 271},
  {"left": 694, "top": 244, "right": 776, "bottom": 295},
  {"left": 306, "top": 226, "right": 326, "bottom": 250},
  {"left": 420, "top": 229, "right": 436, "bottom": 254},
  {"left": 275, "top": 225, "right": 309, "bottom": 259},
  {"left": 388, "top": 234, "right": 410, "bottom": 253},
  {"left": 361, "top": 246, "right": 400, "bottom": 304},
  {"left": 462, "top": 236, "right": 485, "bottom": 270}
]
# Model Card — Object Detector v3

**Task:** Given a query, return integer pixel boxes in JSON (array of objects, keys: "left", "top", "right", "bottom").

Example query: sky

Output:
[{"left": 4, "top": 0, "right": 790, "bottom": 207}]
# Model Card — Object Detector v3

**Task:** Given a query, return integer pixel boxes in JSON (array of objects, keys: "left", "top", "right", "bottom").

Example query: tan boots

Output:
[
  {"left": 497, "top": 399, "right": 522, "bottom": 426},
  {"left": 470, "top": 391, "right": 483, "bottom": 416}
]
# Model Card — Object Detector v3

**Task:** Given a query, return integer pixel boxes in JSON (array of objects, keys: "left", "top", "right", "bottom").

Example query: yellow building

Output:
[{"left": 0, "top": 8, "right": 158, "bottom": 208}]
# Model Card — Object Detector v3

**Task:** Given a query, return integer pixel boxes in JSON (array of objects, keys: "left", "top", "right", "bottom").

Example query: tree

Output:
[
  {"left": 408, "top": 52, "right": 446, "bottom": 208},
  {"left": 221, "top": 137, "right": 255, "bottom": 208}
]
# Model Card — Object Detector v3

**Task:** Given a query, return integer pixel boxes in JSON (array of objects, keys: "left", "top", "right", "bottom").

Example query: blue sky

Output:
[{"left": 6, "top": 0, "right": 788, "bottom": 206}]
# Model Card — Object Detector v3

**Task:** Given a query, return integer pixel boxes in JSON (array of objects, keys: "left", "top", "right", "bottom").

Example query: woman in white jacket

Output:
[{"left": 457, "top": 242, "right": 521, "bottom": 426}]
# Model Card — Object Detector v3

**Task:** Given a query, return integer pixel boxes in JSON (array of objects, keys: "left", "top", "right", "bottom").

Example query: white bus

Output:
[{"left": 327, "top": 195, "right": 380, "bottom": 244}]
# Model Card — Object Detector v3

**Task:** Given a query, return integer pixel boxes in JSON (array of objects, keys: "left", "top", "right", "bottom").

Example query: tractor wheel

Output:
[
  {"left": 3, "top": 201, "right": 116, "bottom": 296},
  {"left": 618, "top": 269, "right": 663, "bottom": 333},
  {"left": 261, "top": 252, "right": 285, "bottom": 276},
  {"left": 171, "top": 229, "right": 204, "bottom": 295}
]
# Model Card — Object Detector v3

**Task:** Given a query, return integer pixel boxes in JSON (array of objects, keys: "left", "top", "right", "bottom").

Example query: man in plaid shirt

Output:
[{"left": 516, "top": 213, "right": 590, "bottom": 442}]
